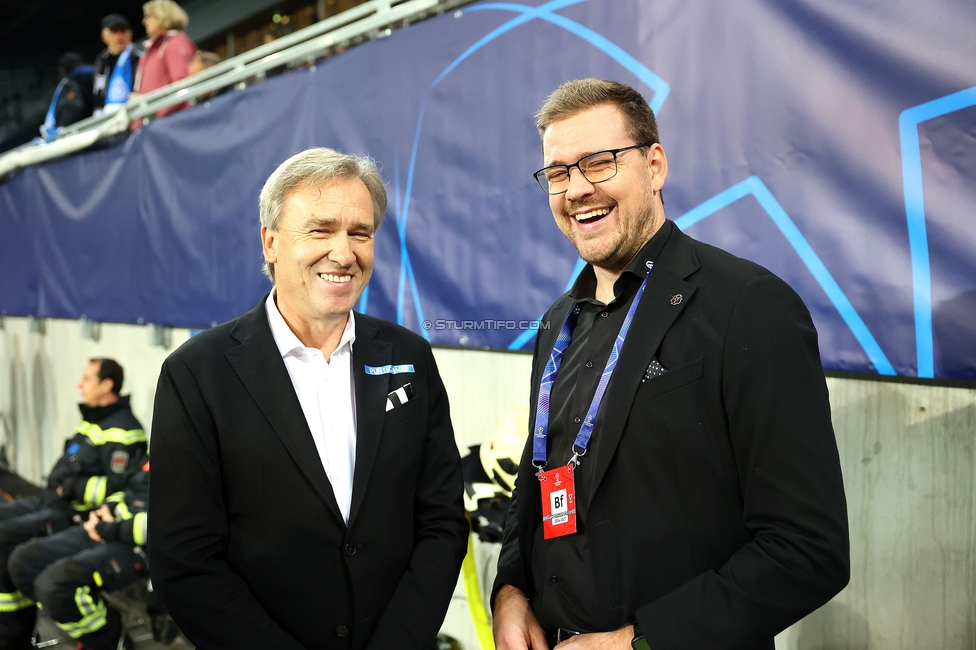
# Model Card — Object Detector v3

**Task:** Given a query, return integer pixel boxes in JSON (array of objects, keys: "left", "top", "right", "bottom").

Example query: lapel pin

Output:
[{"left": 670, "top": 294, "right": 683, "bottom": 306}]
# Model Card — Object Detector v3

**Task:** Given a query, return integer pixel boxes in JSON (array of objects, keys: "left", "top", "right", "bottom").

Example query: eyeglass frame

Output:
[{"left": 533, "top": 143, "right": 652, "bottom": 195}]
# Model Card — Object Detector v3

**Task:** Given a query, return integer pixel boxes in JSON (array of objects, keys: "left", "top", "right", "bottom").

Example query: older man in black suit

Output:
[
  {"left": 491, "top": 79, "right": 850, "bottom": 650},
  {"left": 149, "top": 148, "right": 468, "bottom": 649}
]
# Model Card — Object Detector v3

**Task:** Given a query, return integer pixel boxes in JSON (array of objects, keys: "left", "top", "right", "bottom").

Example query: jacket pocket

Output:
[
  {"left": 633, "top": 357, "right": 704, "bottom": 403},
  {"left": 382, "top": 395, "right": 423, "bottom": 429}
]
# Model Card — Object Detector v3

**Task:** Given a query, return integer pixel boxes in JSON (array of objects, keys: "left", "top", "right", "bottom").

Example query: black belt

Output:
[{"left": 545, "top": 628, "right": 581, "bottom": 648}]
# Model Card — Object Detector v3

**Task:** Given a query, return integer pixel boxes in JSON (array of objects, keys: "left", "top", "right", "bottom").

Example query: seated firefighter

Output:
[
  {"left": 0, "top": 358, "right": 146, "bottom": 649},
  {"left": 9, "top": 458, "right": 151, "bottom": 649}
]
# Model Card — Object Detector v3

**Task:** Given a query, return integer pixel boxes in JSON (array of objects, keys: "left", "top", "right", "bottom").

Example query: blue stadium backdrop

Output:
[{"left": 1, "top": 0, "right": 974, "bottom": 380}]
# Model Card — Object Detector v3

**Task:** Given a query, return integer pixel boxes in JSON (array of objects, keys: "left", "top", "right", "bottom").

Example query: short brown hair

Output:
[
  {"left": 535, "top": 78, "right": 660, "bottom": 148},
  {"left": 91, "top": 358, "right": 124, "bottom": 395},
  {"left": 143, "top": 0, "right": 189, "bottom": 31}
]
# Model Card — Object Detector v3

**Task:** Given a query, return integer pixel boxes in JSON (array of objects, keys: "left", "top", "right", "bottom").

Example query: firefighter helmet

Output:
[{"left": 479, "top": 409, "right": 528, "bottom": 496}]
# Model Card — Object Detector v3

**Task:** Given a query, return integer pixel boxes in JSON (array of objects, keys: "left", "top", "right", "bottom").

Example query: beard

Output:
[{"left": 562, "top": 189, "right": 661, "bottom": 274}]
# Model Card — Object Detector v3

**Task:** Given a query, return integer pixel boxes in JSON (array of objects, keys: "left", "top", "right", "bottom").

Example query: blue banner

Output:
[{"left": 1, "top": 0, "right": 974, "bottom": 380}]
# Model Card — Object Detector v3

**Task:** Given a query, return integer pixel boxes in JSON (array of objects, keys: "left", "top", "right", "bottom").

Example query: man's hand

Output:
[
  {"left": 56, "top": 484, "right": 64, "bottom": 497},
  {"left": 96, "top": 504, "right": 114, "bottom": 522},
  {"left": 554, "top": 626, "right": 634, "bottom": 649},
  {"left": 83, "top": 511, "right": 104, "bottom": 543},
  {"left": 492, "top": 585, "right": 548, "bottom": 650}
]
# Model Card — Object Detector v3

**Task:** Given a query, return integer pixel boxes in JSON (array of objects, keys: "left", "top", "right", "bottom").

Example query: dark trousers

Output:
[
  {"left": 0, "top": 497, "right": 74, "bottom": 650},
  {"left": 29, "top": 528, "right": 144, "bottom": 650}
]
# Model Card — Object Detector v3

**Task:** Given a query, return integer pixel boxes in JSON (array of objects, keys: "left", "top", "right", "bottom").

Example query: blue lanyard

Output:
[{"left": 532, "top": 262, "right": 653, "bottom": 474}]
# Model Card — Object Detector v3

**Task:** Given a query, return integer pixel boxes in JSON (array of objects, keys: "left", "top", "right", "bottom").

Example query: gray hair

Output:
[{"left": 259, "top": 147, "right": 387, "bottom": 282}]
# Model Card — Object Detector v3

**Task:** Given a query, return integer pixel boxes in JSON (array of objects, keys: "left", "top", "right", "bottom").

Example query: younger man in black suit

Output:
[{"left": 492, "top": 79, "right": 849, "bottom": 650}]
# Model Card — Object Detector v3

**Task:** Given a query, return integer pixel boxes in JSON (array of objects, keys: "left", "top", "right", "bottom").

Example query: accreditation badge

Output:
[{"left": 539, "top": 465, "right": 577, "bottom": 539}]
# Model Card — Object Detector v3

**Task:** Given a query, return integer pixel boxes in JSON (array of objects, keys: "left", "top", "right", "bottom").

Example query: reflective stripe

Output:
[
  {"left": 84, "top": 476, "right": 108, "bottom": 508},
  {"left": 132, "top": 512, "right": 148, "bottom": 546},
  {"left": 461, "top": 531, "right": 495, "bottom": 650},
  {"left": 75, "top": 585, "right": 97, "bottom": 617},
  {"left": 105, "top": 491, "right": 125, "bottom": 504},
  {"left": 114, "top": 501, "right": 133, "bottom": 521},
  {"left": 92, "top": 571, "right": 103, "bottom": 588},
  {"left": 58, "top": 588, "right": 107, "bottom": 639},
  {"left": 0, "top": 590, "right": 34, "bottom": 612},
  {"left": 75, "top": 421, "right": 147, "bottom": 446}
]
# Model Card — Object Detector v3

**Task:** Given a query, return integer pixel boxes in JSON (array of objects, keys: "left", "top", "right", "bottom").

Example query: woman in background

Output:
[{"left": 132, "top": 0, "right": 196, "bottom": 124}]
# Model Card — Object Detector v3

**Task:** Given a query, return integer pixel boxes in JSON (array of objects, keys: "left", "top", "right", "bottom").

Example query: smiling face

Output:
[
  {"left": 261, "top": 177, "right": 375, "bottom": 334},
  {"left": 542, "top": 104, "right": 668, "bottom": 274}
]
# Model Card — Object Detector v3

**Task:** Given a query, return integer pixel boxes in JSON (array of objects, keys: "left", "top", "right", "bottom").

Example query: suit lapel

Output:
[
  {"left": 348, "top": 314, "right": 392, "bottom": 529},
  {"left": 225, "top": 301, "right": 345, "bottom": 526},
  {"left": 587, "top": 230, "right": 700, "bottom": 498}
]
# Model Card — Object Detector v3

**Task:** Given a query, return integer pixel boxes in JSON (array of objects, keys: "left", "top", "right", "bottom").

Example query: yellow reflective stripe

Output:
[
  {"left": 132, "top": 512, "right": 148, "bottom": 546},
  {"left": 114, "top": 501, "right": 133, "bottom": 521},
  {"left": 0, "top": 591, "right": 34, "bottom": 612},
  {"left": 105, "top": 491, "right": 125, "bottom": 504},
  {"left": 83, "top": 476, "right": 108, "bottom": 508},
  {"left": 75, "top": 422, "right": 146, "bottom": 446},
  {"left": 92, "top": 571, "right": 103, "bottom": 588},
  {"left": 461, "top": 530, "right": 495, "bottom": 650},
  {"left": 58, "top": 589, "right": 108, "bottom": 639},
  {"left": 75, "top": 586, "right": 97, "bottom": 617}
]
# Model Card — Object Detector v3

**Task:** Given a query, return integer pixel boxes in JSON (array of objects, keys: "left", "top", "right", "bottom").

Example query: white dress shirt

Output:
[{"left": 265, "top": 291, "right": 357, "bottom": 524}]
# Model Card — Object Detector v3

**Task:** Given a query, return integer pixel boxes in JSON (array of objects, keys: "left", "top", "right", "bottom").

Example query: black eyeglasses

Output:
[{"left": 533, "top": 143, "right": 650, "bottom": 195}]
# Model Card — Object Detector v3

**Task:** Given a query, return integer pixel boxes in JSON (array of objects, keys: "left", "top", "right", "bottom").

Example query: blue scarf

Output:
[
  {"left": 41, "top": 64, "right": 94, "bottom": 142},
  {"left": 104, "top": 45, "right": 134, "bottom": 112}
]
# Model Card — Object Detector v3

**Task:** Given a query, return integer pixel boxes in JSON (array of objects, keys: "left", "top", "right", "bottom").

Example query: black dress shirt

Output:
[{"left": 530, "top": 221, "right": 674, "bottom": 631}]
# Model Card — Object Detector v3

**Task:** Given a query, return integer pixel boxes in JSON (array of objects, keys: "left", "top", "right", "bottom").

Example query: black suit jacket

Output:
[
  {"left": 149, "top": 300, "right": 469, "bottom": 650},
  {"left": 494, "top": 223, "right": 850, "bottom": 649}
]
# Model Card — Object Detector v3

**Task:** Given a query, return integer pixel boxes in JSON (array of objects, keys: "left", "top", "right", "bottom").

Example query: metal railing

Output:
[{"left": 0, "top": 0, "right": 468, "bottom": 179}]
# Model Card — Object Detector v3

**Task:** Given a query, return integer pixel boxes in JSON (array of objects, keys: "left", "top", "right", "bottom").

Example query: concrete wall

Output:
[
  {"left": 0, "top": 315, "right": 973, "bottom": 648},
  {"left": 777, "top": 377, "right": 976, "bottom": 650},
  {"left": 0, "top": 317, "right": 191, "bottom": 481}
]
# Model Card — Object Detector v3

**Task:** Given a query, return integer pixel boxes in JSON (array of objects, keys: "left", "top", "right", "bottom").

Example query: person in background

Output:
[
  {"left": 187, "top": 51, "right": 224, "bottom": 102},
  {"left": 39, "top": 53, "right": 94, "bottom": 142},
  {"left": 93, "top": 13, "right": 142, "bottom": 116},
  {"left": 0, "top": 359, "right": 146, "bottom": 650},
  {"left": 7, "top": 459, "right": 151, "bottom": 650},
  {"left": 132, "top": 0, "right": 195, "bottom": 126}
]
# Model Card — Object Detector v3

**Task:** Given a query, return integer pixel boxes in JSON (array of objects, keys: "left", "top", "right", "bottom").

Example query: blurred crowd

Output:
[{"left": 42, "top": 0, "right": 222, "bottom": 142}]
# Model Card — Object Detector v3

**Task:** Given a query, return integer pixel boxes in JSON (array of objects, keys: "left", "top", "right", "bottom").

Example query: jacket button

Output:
[
  {"left": 335, "top": 625, "right": 350, "bottom": 637},
  {"left": 585, "top": 361, "right": 594, "bottom": 368},
  {"left": 574, "top": 417, "right": 582, "bottom": 424},
  {"left": 344, "top": 544, "right": 357, "bottom": 556},
  {"left": 550, "top": 574, "right": 558, "bottom": 584}
]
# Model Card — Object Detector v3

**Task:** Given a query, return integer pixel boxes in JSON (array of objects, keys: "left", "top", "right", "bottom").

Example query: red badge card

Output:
[{"left": 539, "top": 465, "right": 577, "bottom": 539}]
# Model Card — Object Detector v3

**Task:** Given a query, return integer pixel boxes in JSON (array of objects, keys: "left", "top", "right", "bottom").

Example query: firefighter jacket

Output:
[
  {"left": 46, "top": 396, "right": 147, "bottom": 513},
  {"left": 96, "top": 458, "right": 149, "bottom": 547}
]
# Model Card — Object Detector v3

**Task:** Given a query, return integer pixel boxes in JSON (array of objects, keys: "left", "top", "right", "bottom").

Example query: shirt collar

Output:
[
  {"left": 265, "top": 289, "right": 357, "bottom": 359},
  {"left": 568, "top": 219, "right": 674, "bottom": 303}
]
